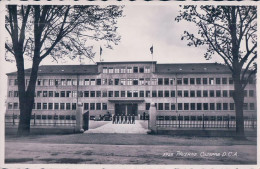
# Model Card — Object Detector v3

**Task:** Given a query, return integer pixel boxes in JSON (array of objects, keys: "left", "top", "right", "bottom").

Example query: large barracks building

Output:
[{"left": 6, "top": 61, "right": 257, "bottom": 119}]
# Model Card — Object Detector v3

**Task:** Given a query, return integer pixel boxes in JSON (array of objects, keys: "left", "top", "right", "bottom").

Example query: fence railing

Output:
[
  {"left": 156, "top": 115, "right": 257, "bottom": 129},
  {"left": 5, "top": 114, "right": 76, "bottom": 127}
]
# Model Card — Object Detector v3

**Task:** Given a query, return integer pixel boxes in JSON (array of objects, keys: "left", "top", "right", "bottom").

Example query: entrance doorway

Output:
[{"left": 115, "top": 103, "right": 138, "bottom": 116}]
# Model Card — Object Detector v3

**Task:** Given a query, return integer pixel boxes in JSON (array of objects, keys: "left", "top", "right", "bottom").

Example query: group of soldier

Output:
[{"left": 112, "top": 114, "right": 135, "bottom": 124}]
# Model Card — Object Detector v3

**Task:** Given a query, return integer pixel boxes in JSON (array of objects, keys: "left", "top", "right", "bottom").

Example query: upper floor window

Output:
[
  {"left": 14, "top": 79, "right": 18, "bottom": 85},
  {"left": 177, "top": 78, "right": 182, "bottom": 85},
  {"left": 133, "top": 79, "right": 138, "bottom": 85},
  {"left": 72, "top": 79, "right": 77, "bottom": 86},
  {"left": 37, "top": 79, "right": 42, "bottom": 86},
  {"left": 115, "top": 79, "right": 119, "bottom": 85},
  {"left": 170, "top": 78, "right": 175, "bottom": 85},
  {"left": 222, "top": 78, "right": 227, "bottom": 84},
  {"left": 127, "top": 67, "right": 133, "bottom": 73},
  {"left": 108, "top": 67, "right": 113, "bottom": 73},
  {"left": 121, "top": 79, "right": 126, "bottom": 85},
  {"left": 9, "top": 79, "right": 13, "bottom": 86},
  {"left": 13, "top": 102, "right": 18, "bottom": 109},
  {"left": 90, "top": 79, "right": 95, "bottom": 85},
  {"left": 103, "top": 67, "right": 108, "bottom": 73},
  {"left": 139, "top": 78, "right": 145, "bottom": 85},
  {"left": 115, "top": 68, "right": 120, "bottom": 73},
  {"left": 102, "top": 79, "right": 107, "bottom": 85},
  {"left": 158, "top": 78, "right": 163, "bottom": 85},
  {"left": 133, "top": 67, "right": 138, "bottom": 73},
  {"left": 61, "top": 79, "right": 66, "bottom": 86},
  {"left": 183, "top": 78, "right": 188, "bottom": 85},
  {"left": 55, "top": 79, "right": 59, "bottom": 86},
  {"left": 229, "top": 78, "right": 233, "bottom": 84},
  {"left": 164, "top": 78, "right": 169, "bottom": 85},
  {"left": 79, "top": 79, "right": 84, "bottom": 86},
  {"left": 145, "top": 78, "right": 151, "bottom": 85},
  {"left": 190, "top": 78, "right": 195, "bottom": 85},
  {"left": 209, "top": 78, "right": 214, "bottom": 85},
  {"left": 203, "top": 78, "right": 208, "bottom": 85},
  {"left": 84, "top": 79, "right": 89, "bottom": 85},
  {"left": 43, "top": 79, "right": 48, "bottom": 86},
  {"left": 196, "top": 78, "right": 201, "bottom": 85},
  {"left": 139, "top": 67, "right": 144, "bottom": 73},
  {"left": 151, "top": 78, "right": 157, "bottom": 85},
  {"left": 127, "top": 79, "right": 132, "bottom": 85},
  {"left": 216, "top": 78, "right": 221, "bottom": 84},
  {"left": 144, "top": 67, "right": 150, "bottom": 73},
  {"left": 120, "top": 68, "right": 126, "bottom": 73},
  {"left": 67, "top": 79, "right": 72, "bottom": 85}
]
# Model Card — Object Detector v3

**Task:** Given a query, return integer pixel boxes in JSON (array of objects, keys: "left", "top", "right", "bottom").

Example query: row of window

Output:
[
  {"left": 7, "top": 102, "right": 255, "bottom": 111},
  {"left": 148, "top": 102, "right": 255, "bottom": 111},
  {"left": 102, "top": 66, "right": 151, "bottom": 74},
  {"left": 7, "top": 102, "right": 108, "bottom": 111},
  {"left": 9, "top": 77, "right": 255, "bottom": 86},
  {"left": 8, "top": 89, "right": 255, "bottom": 98}
]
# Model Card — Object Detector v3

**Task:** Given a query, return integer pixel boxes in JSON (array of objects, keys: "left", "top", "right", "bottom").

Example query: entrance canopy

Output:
[{"left": 108, "top": 98, "right": 144, "bottom": 103}]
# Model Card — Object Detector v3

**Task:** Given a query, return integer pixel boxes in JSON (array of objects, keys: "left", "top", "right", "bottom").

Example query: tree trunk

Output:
[{"left": 233, "top": 73, "right": 245, "bottom": 139}]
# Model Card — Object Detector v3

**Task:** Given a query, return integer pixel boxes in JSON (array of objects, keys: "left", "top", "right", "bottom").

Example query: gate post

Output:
[
  {"left": 148, "top": 102, "right": 157, "bottom": 134},
  {"left": 83, "top": 111, "right": 89, "bottom": 131},
  {"left": 75, "top": 102, "right": 84, "bottom": 133}
]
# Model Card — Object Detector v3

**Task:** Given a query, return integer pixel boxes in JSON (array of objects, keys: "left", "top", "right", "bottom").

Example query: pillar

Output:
[
  {"left": 148, "top": 102, "right": 157, "bottom": 134},
  {"left": 75, "top": 102, "right": 84, "bottom": 133}
]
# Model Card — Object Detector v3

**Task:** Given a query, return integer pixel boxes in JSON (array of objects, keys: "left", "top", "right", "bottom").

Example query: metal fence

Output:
[
  {"left": 156, "top": 115, "right": 257, "bottom": 129},
  {"left": 5, "top": 114, "right": 76, "bottom": 126}
]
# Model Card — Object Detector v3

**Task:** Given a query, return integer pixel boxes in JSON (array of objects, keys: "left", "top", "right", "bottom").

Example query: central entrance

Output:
[{"left": 115, "top": 103, "right": 138, "bottom": 116}]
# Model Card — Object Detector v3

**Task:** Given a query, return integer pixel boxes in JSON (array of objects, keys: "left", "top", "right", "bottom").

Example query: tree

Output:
[
  {"left": 175, "top": 6, "right": 257, "bottom": 138},
  {"left": 5, "top": 5, "right": 123, "bottom": 136}
]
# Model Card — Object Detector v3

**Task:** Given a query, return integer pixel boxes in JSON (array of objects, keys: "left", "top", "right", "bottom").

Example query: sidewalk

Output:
[{"left": 85, "top": 120, "right": 149, "bottom": 134}]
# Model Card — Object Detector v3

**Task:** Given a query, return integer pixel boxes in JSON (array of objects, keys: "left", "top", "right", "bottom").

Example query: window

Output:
[
  {"left": 103, "top": 67, "right": 108, "bottom": 73},
  {"left": 54, "top": 103, "right": 59, "bottom": 110},
  {"left": 217, "top": 103, "right": 222, "bottom": 110},
  {"left": 127, "top": 67, "right": 133, "bottom": 73},
  {"left": 178, "top": 103, "right": 183, "bottom": 110},
  {"left": 72, "top": 103, "right": 77, "bottom": 110},
  {"left": 151, "top": 78, "right": 157, "bottom": 85},
  {"left": 164, "top": 91, "right": 169, "bottom": 97},
  {"left": 115, "top": 68, "right": 120, "bottom": 73},
  {"left": 139, "top": 78, "right": 145, "bottom": 85},
  {"left": 90, "top": 79, "right": 95, "bottom": 85},
  {"left": 127, "top": 91, "right": 132, "bottom": 97},
  {"left": 133, "top": 91, "right": 138, "bottom": 97},
  {"left": 84, "top": 79, "right": 89, "bottom": 85},
  {"left": 84, "top": 103, "right": 89, "bottom": 110},
  {"left": 184, "top": 103, "right": 189, "bottom": 110},
  {"left": 108, "top": 67, "right": 113, "bottom": 73},
  {"left": 66, "top": 103, "right": 71, "bottom": 110},
  {"left": 37, "top": 91, "right": 42, "bottom": 97},
  {"left": 229, "top": 90, "right": 234, "bottom": 97},
  {"left": 223, "top": 103, "right": 228, "bottom": 110},
  {"left": 96, "top": 91, "right": 101, "bottom": 97},
  {"left": 48, "top": 103, "right": 53, "bottom": 110},
  {"left": 249, "top": 90, "right": 254, "bottom": 97},
  {"left": 216, "top": 78, "right": 221, "bottom": 84},
  {"left": 72, "top": 91, "right": 77, "bottom": 97},
  {"left": 171, "top": 103, "right": 175, "bottom": 110},
  {"left": 145, "top": 78, "right": 151, "bottom": 85},
  {"left": 184, "top": 90, "right": 189, "bottom": 97},
  {"left": 146, "top": 91, "right": 150, "bottom": 97},
  {"left": 243, "top": 103, "right": 248, "bottom": 110},
  {"left": 121, "top": 79, "right": 126, "bottom": 85},
  {"left": 115, "top": 91, "right": 119, "bottom": 97},
  {"left": 109, "top": 91, "right": 113, "bottom": 97},
  {"left": 196, "top": 78, "right": 201, "bottom": 85},
  {"left": 115, "top": 79, "right": 119, "bottom": 85},
  {"left": 102, "top": 79, "right": 107, "bottom": 85},
  {"left": 190, "top": 78, "right": 195, "bottom": 85},
  {"left": 229, "top": 78, "right": 233, "bottom": 84},
  {"left": 8, "top": 91, "right": 13, "bottom": 97},
  {"left": 139, "top": 67, "right": 144, "bottom": 73},
  {"left": 13, "top": 102, "right": 19, "bottom": 109},
  {"left": 210, "top": 90, "right": 214, "bottom": 97},
  {"left": 196, "top": 90, "right": 201, "bottom": 97},
  {"left": 230, "top": 103, "right": 235, "bottom": 110},
  {"left": 164, "top": 78, "right": 169, "bottom": 85},
  {"left": 146, "top": 103, "right": 150, "bottom": 110},
  {"left": 203, "top": 78, "right": 208, "bottom": 85},
  {"left": 121, "top": 91, "right": 125, "bottom": 97},
  {"left": 144, "top": 67, "right": 150, "bottom": 73},
  {"left": 209, "top": 78, "right": 214, "bottom": 85},
  {"left": 133, "top": 79, "right": 138, "bottom": 85},
  {"left": 158, "top": 78, "right": 163, "bottom": 85},
  {"left": 90, "top": 103, "right": 95, "bottom": 110},
  {"left": 203, "top": 90, "right": 208, "bottom": 97},
  {"left": 37, "top": 103, "right": 42, "bottom": 110},
  {"left": 60, "top": 103, "right": 65, "bottom": 110},
  {"left": 37, "top": 79, "right": 42, "bottom": 86},
  {"left": 109, "top": 79, "right": 113, "bottom": 85},
  {"left": 9, "top": 79, "right": 13, "bottom": 86},
  {"left": 170, "top": 78, "right": 175, "bottom": 85},
  {"left": 133, "top": 67, "right": 138, "bottom": 73},
  {"left": 165, "top": 103, "right": 170, "bottom": 110},
  {"left": 152, "top": 90, "right": 157, "bottom": 97},
  {"left": 190, "top": 90, "right": 195, "bottom": 97},
  {"left": 102, "top": 103, "right": 107, "bottom": 110},
  {"left": 250, "top": 103, "right": 255, "bottom": 110},
  {"left": 222, "top": 78, "right": 227, "bottom": 84},
  {"left": 102, "top": 91, "right": 107, "bottom": 97},
  {"left": 203, "top": 103, "right": 208, "bottom": 110},
  {"left": 43, "top": 79, "right": 48, "bottom": 86},
  {"left": 84, "top": 91, "right": 89, "bottom": 97},
  {"left": 55, "top": 79, "right": 59, "bottom": 86},
  {"left": 127, "top": 79, "right": 132, "bottom": 85},
  {"left": 96, "top": 103, "right": 101, "bottom": 110},
  {"left": 72, "top": 79, "right": 77, "bottom": 86},
  {"left": 66, "top": 79, "right": 71, "bottom": 86},
  {"left": 177, "top": 78, "right": 182, "bottom": 85},
  {"left": 140, "top": 91, "right": 144, "bottom": 97},
  {"left": 49, "top": 91, "right": 53, "bottom": 97},
  {"left": 96, "top": 79, "right": 101, "bottom": 85},
  {"left": 79, "top": 79, "right": 84, "bottom": 86},
  {"left": 171, "top": 90, "right": 175, "bottom": 97},
  {"left": 8, "top": 103, "right": 13, "bottom": 109},
  {"left": 190, "top": 103, "right": 195, "bottom": 110},
  {"left": 90, "top": 91, "right": 95, "bottom": 97},
  {"left": 197, "top": 103, "right": 202, "bottom": 110},
  {"left": 210, "top": 103, "right": 215, "bottom": 110},
  {"left": 177, "top": 90, "right": 182, "bottom": 97},
  {"left": 223, "top": 90, "right": 228, "bottom": 97},
  {"left": 60, "top": 91, "right": 65, "bottom": 97},
  {"left": 158, "top": 91, "right": 163, "bottom": 97},
  {"left": 120, "top": 68, "right": 126, "bottom": 73},
  {"left": 183, "top": 78, "right": 188, "bottom": 85},
  {"left": 244, "top": 90, "right": 248, "bottom": 97},
  {"left": 14, "top": 91, "right": 19, "bottom": 97},
  {"left": 158, "top": 103, "right": 163, "bottom": 110},
  {"left": 61, "top": 79, "right": 66, "bottom": 86}
]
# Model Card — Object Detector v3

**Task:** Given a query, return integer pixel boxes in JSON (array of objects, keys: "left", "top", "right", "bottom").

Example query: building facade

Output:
[{"left": 6, "top": 61, "right": 257, "bottom": 120}]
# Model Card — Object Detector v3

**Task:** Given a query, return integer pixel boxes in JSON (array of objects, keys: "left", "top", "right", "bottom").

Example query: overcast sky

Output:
[{"left": 0, "top": 5, "right": 225, "bottom": 112}]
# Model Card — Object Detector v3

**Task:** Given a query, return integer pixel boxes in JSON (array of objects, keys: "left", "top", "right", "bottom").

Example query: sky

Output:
[{"left": 0, "top": 4, "right": 225, "bottom": 113}]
